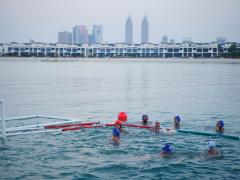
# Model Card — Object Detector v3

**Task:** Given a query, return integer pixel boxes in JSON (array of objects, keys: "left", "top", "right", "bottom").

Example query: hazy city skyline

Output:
[{"left": 0, "top": 0, "right": 240, "bottom": 43}]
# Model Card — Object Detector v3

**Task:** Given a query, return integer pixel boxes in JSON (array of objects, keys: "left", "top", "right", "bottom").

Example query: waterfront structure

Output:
[
  {"left": 141, "top": 16, "right": 149, "bottom": 44},
  {"left": 93, "top": 25, "right": 103, "bottom": 44},
  {"left": 1, "top": 42, "right": 219, "bottom": 58},
  {"left": 72, "top": 25, "right": 89, "bottom": 44},
  {"left": 125, "top": 16, "right": 133, "bottom": 44},
  {"left": 58, "top": 31, "right": 72, "bottom": 44}
]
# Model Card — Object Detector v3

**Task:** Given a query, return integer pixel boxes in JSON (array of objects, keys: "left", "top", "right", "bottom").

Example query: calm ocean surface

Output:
[{"left": 0, "top": 59, "right": 240, "bottom": 179}]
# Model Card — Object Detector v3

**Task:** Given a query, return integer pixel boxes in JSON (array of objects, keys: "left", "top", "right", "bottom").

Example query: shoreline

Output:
[{"left": 1, "top": 57, "right": 240, "bottom": 64}]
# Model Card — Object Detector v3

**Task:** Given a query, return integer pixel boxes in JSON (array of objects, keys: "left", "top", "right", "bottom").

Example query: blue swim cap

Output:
[
  {"left": 218, "top": 120, "right": 224, "bottom": 128},
  {"left": 207, "top": 141, "right": 216, "bottom": 150},
  {"left": 162, "top": 144, "right": 173, "bottom": 154},
  {"left": 174, "top": 116, "right": 181, "bottom": 123},
  {"left": 112, "top": 127, "right": 120, "bottom": 138}
]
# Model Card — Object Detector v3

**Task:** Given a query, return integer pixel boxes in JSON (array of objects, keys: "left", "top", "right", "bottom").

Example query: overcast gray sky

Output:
[{"left": 0, "top": 0, "right": 240, "bottom": 43}]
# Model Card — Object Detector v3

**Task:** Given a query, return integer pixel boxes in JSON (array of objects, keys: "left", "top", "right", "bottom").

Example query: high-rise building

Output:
[
  {"left": 72, "top": 25, "right": 89, "bottom": 44},
  {"left": 170, "top": 39, "right": 175, "bottom": 44},
  {"left": 88, "top": 34, "right": 96, "bottom": 45},
  {"left": 125, "top": 16, "right": 133, "bottom": 44},
  {"left": 162, "top": 36, "right": 168, "bottom": 44},
  {"left": 58, "top": 31, "right": 72, "bottom": 44},
  {"left": 141, "top": 16, "right": 149, "bottom": 44},
  {"left": 93, "top": 25, "right": 103, "bottom": 44},
  {"left": 73, "top": 26, "right": 81, "bottom": 44}
]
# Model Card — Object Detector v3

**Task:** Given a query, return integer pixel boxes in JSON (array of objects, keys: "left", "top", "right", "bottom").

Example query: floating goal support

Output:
[{"left": 0, "top": 99, "right": 84, "bottom": 139}]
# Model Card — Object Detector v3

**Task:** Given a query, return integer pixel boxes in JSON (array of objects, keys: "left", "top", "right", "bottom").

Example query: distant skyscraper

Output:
[
  {"left": 72, "top": 25, "right": 89, "bottom": 44},
  {"left": 216, "top": 37, "right": 226, "bottom": 45},
  {"left": 58, "top": 31, "right": 72, "bottom": 44},
  {"left": 182, "top": 37, "right": 193, "bottom": 43},
  {"left": 93, "top": 25, "right": 103, "bottom": 44},
  {"left": 141, "top": 16, "right": 149, "bottom": 44},
  {"left": 170, "top": 39, "right": 175, "bottom": 44},
  {"left": 125, "top": 16, "right": 133, "bottom": 44},
  {"left": 162, "top": 36, "right": 168, "bottom": 44},
  {"left": 73, "top": 26, "right": 81, "bottom": 44},
  {"left": 88, "top": 34, "right": 96, "bottom": 45}
]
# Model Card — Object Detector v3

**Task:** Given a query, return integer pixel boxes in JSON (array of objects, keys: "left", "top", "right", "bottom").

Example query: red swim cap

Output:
[
  {"left": 118, "top": 112, "right": 127, "bottom": 122},
  {"left": 115, "top": 120, "right": 123, "bottom": 125}
]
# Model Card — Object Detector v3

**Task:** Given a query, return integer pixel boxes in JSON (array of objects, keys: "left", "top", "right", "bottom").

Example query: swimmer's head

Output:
[
  {"left": 162, "top": 144, "right": 173, "bottom": 154},
  {"left": 142, "top": 114, "right": 148, "bottom": 123},
  {"left": 207, "top": 141, "right": 216, "bottom": 150},
  {"left": 174, "top": 116, "right": 181, "bottom": 123},
  {"left": 118, "top": 112, "right": 127, "bottom": 122},
  {"left": 217, "top": 120, "right": 224, "bottom": 128},
  {"left": 155, "top": 121, "right": 160, "bottom": 128}
]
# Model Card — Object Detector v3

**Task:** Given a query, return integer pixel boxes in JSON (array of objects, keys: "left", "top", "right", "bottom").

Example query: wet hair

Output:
[{"left": 142, "top": 114, "right": 148, "bottom": 122}]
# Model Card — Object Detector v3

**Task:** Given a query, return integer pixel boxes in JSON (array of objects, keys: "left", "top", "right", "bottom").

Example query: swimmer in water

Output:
[
  {"left": 154, "top": 121, "right": 161, "bottom": 133},
  {"left": 173, "top": 115, "right": 181, "bottom": 129},
  {"left": 160, "top": 144, "right": 173, "bottom": 157},
  {"left": 215, "top": 120, "right": 224, "bottom": 133},
  {"left": 206, "top": 141, "right": 219, "bottom": 156},
  {"left": 117, "top": 112, "right": 127, "bottom": 132},
  {"left": 111, "top": 120, "right": 122, "bottom": 144},
  {"left": 142, "top": 114, "right": 149, "bottom": 125}
]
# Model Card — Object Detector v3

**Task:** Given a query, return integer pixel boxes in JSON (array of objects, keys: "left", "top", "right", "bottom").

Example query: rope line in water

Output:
[{"left": 177, "top": 129, "right": 240, "bottom": 140}]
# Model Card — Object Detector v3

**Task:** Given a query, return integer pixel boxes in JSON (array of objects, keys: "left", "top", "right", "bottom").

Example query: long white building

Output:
[{"left": 0, "top": 42, "right": 219, "bottom": 58}]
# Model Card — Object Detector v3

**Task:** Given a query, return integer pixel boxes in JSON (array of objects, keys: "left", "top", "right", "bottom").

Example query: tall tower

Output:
[
  {"left": 125, "top": 16, "right": 133, "bottom": 44},
  {"left": 93, "top": 25, "right": 103, "bottom": 44},
  {"left": 73, "top": 25, "right": 81, "bottom": 44},
  {"left": 72, "top": 25, "right": 89, "bottom": 44},
  {"left": 141, "top": 16, "right": 149, "bottom": 44}
]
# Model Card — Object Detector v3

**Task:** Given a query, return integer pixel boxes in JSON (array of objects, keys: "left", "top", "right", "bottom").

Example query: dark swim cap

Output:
[
  {"left": 218, "top": 120, "right": 224, "bottom": 128},
  {"left": 142, "top": 114, "right": 148, "bottom": 121},
  {"left": 162, "top": 144, "right": 173, "bottom": 154},
  {"left": 174, "top": 116, "right": 181, "bottom": 123}
]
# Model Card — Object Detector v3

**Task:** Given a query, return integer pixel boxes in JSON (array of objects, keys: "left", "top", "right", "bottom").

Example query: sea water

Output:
[{"left": 0, "top": 59, "right": 240, "bottom": 179}]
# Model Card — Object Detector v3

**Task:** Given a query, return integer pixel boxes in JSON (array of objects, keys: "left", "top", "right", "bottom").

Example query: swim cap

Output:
[
  {"left": 118, "top": 112, "right": 127, "bottom": 122},
  {"left": 174, "top": 116, "right": 181, "bottom": 123},
  {"left": 142, "top": 114, "right": 148, "bottom": 121},
  {"left": 207, "top": 141, "right": 216, "bottom": 150},
  {"left": 112, "top": 127, "right": 120, "bottom": 138},
  {"left": 162, "top": 144, "right": 173, "bottom": 154},
  {"left": 218, "top": 120, "right": 224, "bottom": 128},
  {"left": 115, "top": 120, "right": 123, "bottom": 125}
]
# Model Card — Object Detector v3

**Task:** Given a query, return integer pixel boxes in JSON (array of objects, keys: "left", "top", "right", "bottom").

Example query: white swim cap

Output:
[{"left": 207, "top": 141, "right": 216, "bottom": 150}]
